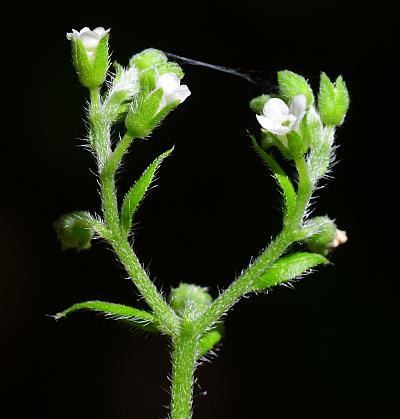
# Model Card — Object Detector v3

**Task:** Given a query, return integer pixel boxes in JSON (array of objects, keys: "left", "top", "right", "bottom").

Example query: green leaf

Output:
[
  {"left": 54, "top": 300, "right": 158, "bottom": 332},
  {"left": 253, "top": 252, "right": 329, "bottom": 290},
  {"left": 120, "top": 148, "right": 174, "bottom": 237},
  {"left": 251, "top": 136, "right": 296, "bottom": 225}
]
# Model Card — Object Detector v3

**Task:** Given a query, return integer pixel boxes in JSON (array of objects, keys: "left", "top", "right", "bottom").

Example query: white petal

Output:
[
  {"left": 171, "top": 85, "right": 191, "bottom": 103},
  {"left": 292, "top": 111, "right": 306, "bottom": 130},
  {"left": 156, "top": 73, "right": 181, "bottom": 95},
  {"left": 80, "top": 31, "right": 100, "bottom": 50},
  {"left": 66, "top": 32, "right": 73, "bottom": 40},
  {"left": 93, "top": 27, "right": 109, "bottom": 38},
  {"left": 256, "top": 115, "right": 276, "bottom": 131},
  {"left": 270, "top": 125, "right": 291, "bottom": 135},
  {"left": 263, "top": 98, "right": 289, "bottom": 119},
  {"left": 289, "top": 94, "right": 307, "bottom": 118},
  {"left": 79, "top": 27, "right": 91, "bottom": 35}
]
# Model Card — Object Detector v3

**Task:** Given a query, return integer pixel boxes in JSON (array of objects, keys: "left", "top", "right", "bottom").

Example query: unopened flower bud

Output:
[
  {"left": 304, "top": 216, "right": 347, "bottom": 255},
  {"left": 67, "top": 27, "right": 110, "bottom": 89},
  {"left": 54, "top": 211, "right": 94, "bottom": 251},
  {"left": 318, "top": 73, "right": 350, "bottom": 126},
  {"left": 278, "top": 70, "right": 314, "bottom": 106},
  {"left": 168, "top": 283, "right": 212, "bottom": 317},
  {"left": 130, "top": 48, "right": 168, "bottom": 70}
]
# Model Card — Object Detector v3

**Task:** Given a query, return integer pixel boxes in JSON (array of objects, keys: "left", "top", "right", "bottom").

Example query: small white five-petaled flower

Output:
[
  {"left": 66, "top": 27, "right": 109, "bottom": 60},
  {"left": 155, "top": 72, "right": 191, "bottom": 110},
  {"left": 256, "top": 94, "right": 307, "bottom": 135}
]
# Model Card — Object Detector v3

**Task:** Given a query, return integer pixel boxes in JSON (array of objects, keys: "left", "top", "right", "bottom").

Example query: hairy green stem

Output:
[
  {"left": 88, "top": 89, "right": 179, "bottom": 336},
  {"left": 111, "top": 237, "right": 179, "bottom": 335},
  {"left": 104, "top": 133, "right": 136, "bottom": 176},
  {"left": 170, "top": 327, "right": 198, "bottom": 419},
  {"left": 195, "top": 156, "right": 313, "bottom": 333}
]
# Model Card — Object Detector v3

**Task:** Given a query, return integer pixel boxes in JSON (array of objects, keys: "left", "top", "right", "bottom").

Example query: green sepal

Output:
[
  {"left": 249, "top": 94, "right": 271, "bottom": 114},
  {"left": 287, "top": 131, "right": 308, "bottom": 159},
  {"left": 120, "top": 148, "right": 174, "bottom": 237},
  {"left": 151, "top": 100, "right": 180, "bottom": 126},
  {"left": 90, "top": 34, "right": 109, "bottom": 88},
  {"left": 251, "top": 136, "right": 296, "bottom": 225},
  {"left": 71, "top": 36, "right": 108, "bottom": 89},
  {"left": 318, "top": 73, "right": 350, "bottom": 126},
  {"left": 125, "top": 88, "right": 164, "bottom": 138},
  {"left": 253, "top": 252, "right": 329, "bottom": 290},
  {"left": 72, "top": 39, "right": 93, "bottom": 88},
  {"left": 138, "top": 68, "right": 157, "bottom": 93},
  {"left": 278, "top": 70, "right": 314, "bottom": 106},
  {"left": 157, "top": 62, "right": 184, "bottom": 79},
  {"left": 198, "top": 324, "right": 224, "bottom": 358},
  {"left": 54, "top": 211, "right": 94, "bottom": 251},
  {"left": 267, "top": 133, "right": 293, "bottom": 161},
  {"left": 303, "top": 216, "right": 337, "bottom": 256},
  {"left": 130, "top": 48, "right": 168, "bottom": 70},
  {"left": 54, "top": 300, "right": 158, "bottom": 332},
  {"left": 112, "top": 60, "right": 124, "bottom": 81},
  {"left": 260, "top": 132, "right": 274, "bottom": 151}
]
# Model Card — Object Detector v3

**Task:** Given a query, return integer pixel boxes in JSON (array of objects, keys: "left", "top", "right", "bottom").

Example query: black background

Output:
[{"left": 3, "top": 1, "right": 391, "bottom": 418}]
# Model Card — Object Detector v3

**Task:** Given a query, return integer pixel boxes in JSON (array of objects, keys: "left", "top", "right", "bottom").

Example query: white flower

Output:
[
  {"left": 256, "top": 94, "right": 307, "bottom": 135},
  {"left": 155, "top": 72, "right": 191, "bottom": 110},
  {"left": 66, "top": 27, "right": 109, "bottom": 60}
]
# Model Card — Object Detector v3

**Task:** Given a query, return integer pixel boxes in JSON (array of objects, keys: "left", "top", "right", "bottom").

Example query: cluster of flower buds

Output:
[
  {"left": 250, "top": 70, "right": 349, "bottom": 161},
  {"left": 66, "top": 28, "right": 191, "bottom": 138},
  {"left": 125, "top": 48, "right": 190, "bottom": 138}
]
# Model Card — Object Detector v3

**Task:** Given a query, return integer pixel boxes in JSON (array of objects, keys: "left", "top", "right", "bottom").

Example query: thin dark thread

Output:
[{"left": 165, "top": 52, "right": 269, "bottom": 86}]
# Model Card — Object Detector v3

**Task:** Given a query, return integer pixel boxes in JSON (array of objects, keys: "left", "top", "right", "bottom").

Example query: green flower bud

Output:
[
  {"left": 54, "top": 211, "right": 94, "bottom": 251},
  {"left": 168, "top": 283, "right": 213, "bottom": 317},
  {"left": 67, "top": 27, "right": 110, "bottom": 89},
  {"left": 130, "top": 48, "right": 168, "bottom": 70},
  {"left": 249, "top": 94, "right": 271, "bottom": 114},
  {"left": 278, "top": 70, "right": 314, "bottom": 106},
  {"left": 304, "top": 216, "right": 347, "bottom": 255},
  {"left": 318, "top": 73, "right": 350, "bottom": 126}
]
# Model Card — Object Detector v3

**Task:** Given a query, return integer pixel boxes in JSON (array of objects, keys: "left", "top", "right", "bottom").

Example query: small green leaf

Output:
[
  {"left": 198, "top": 328, "right": 223, "bottom": 358},
  {"left": 251, "top": 136, "right": 296, "bottom": 225},
  {"left": 253, "top": 252, "right": 329, "bottom": 290},
  {"left": 120, "top": 148, "right": 174, "bottom": 237},
  {"left": 54, "top": 300, "right": 158, "bottom": 332}
]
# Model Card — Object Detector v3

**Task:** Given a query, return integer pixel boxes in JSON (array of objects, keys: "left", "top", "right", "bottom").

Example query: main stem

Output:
[{"left": 170, "top": 328, "right": 198, "bottom": 419}]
